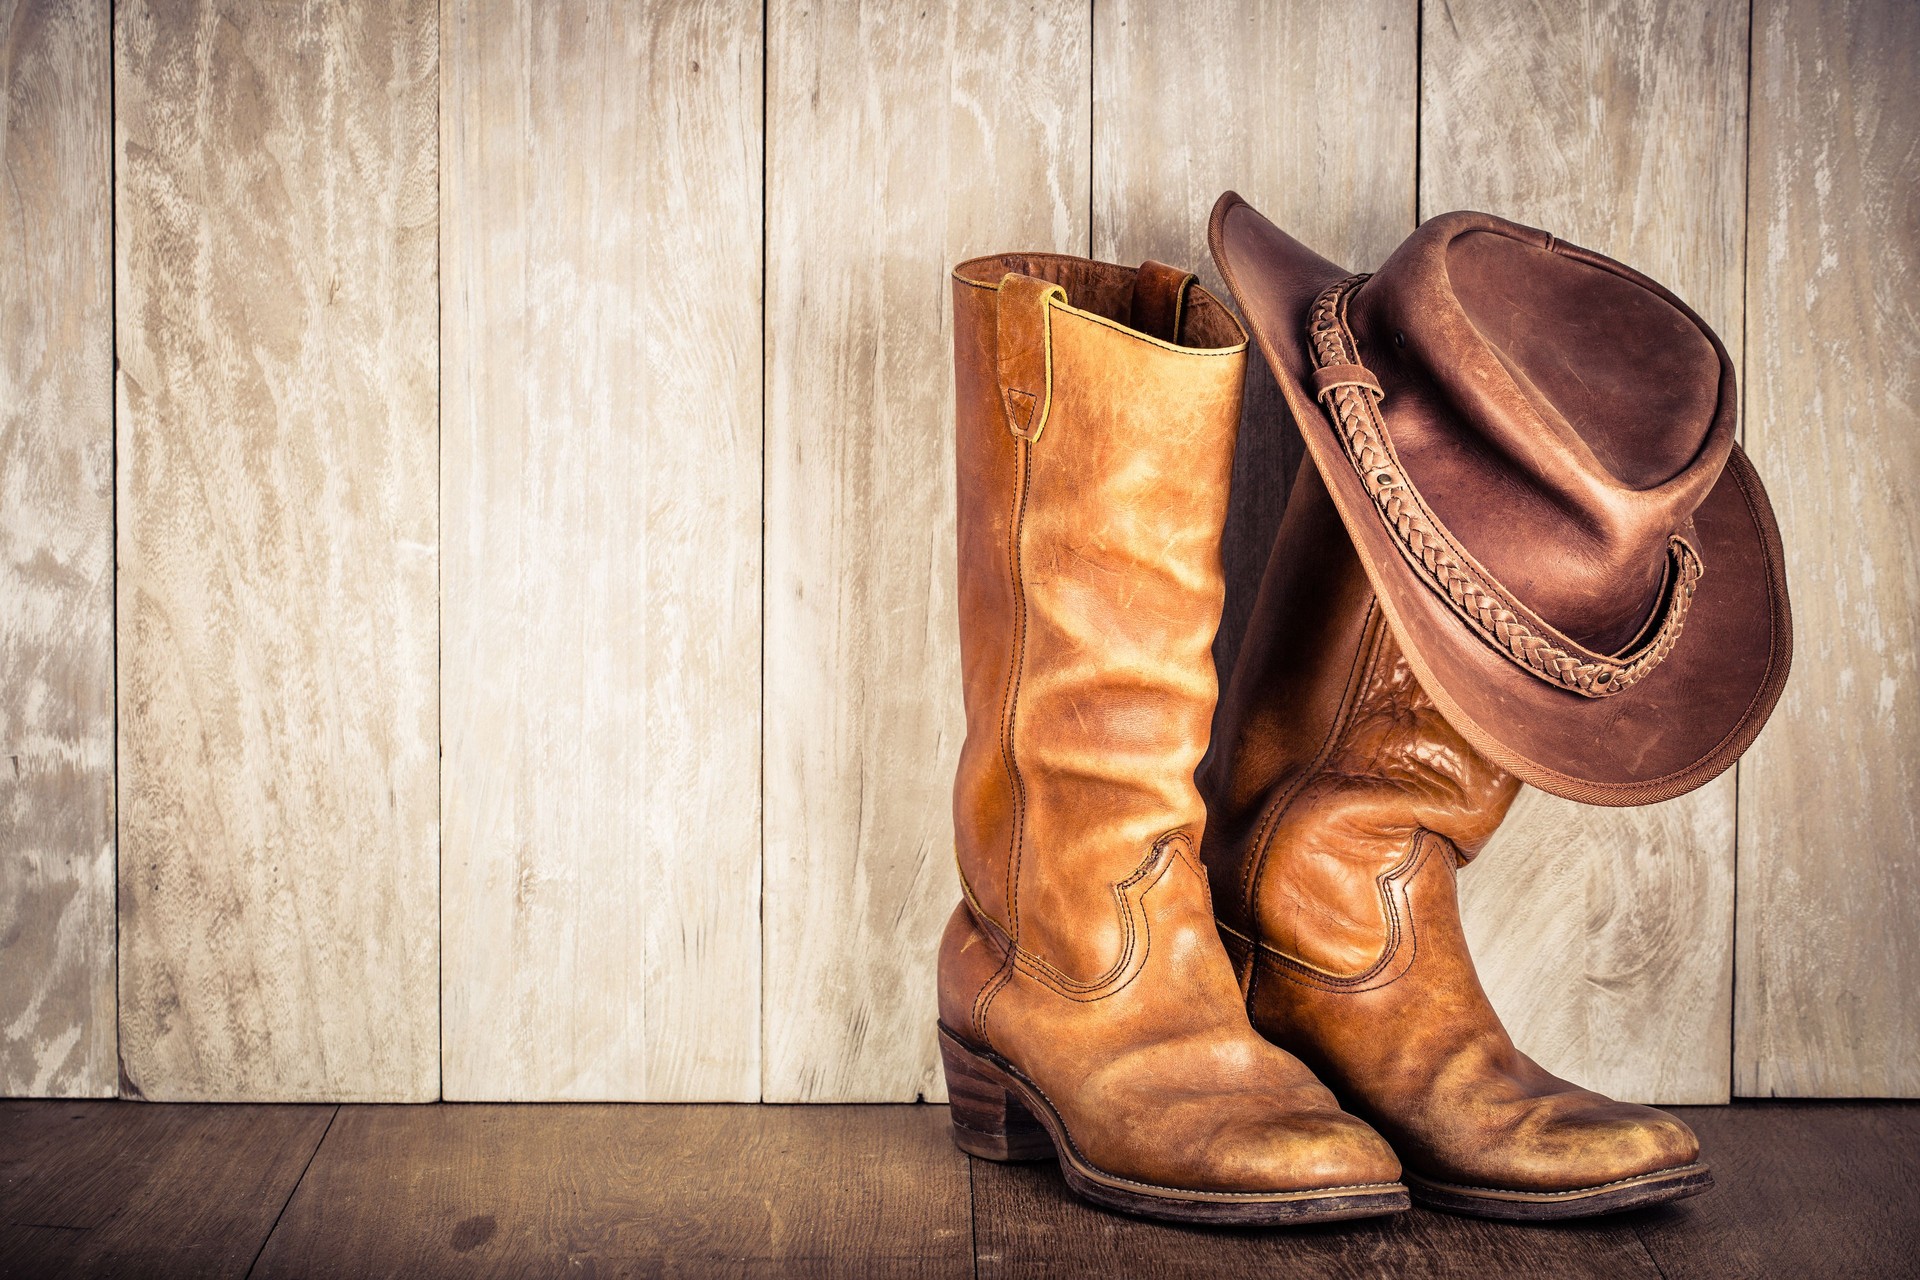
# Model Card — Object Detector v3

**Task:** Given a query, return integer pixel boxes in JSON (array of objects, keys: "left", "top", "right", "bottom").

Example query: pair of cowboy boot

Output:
[{"left": 936, "top": 199, "right": 1790, "bottom": 1225}]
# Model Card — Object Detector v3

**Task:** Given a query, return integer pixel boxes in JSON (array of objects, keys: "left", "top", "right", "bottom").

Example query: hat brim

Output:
[{"left": 1209, "top": 193, "right": 1792, "bottom": 806}]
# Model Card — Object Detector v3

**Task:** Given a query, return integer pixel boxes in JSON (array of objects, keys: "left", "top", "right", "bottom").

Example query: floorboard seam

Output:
[
  {"left": 242, "top": 1105, "right": 339, "bottom": 1280},
  {"left": 1633, "top": 1218, "right": 1676, "bottom": 1280},
  {"left": 968, "top": 1152, "right": 980, "bottom": 1280}
]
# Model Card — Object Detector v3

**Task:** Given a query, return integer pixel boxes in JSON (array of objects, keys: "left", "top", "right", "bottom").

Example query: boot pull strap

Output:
[
  {"left": 1129, "top": 260, "right": 1195, "bottom": 343},
  {"left": 996, "top": 273, "right": 1065, "bottom": 442}
]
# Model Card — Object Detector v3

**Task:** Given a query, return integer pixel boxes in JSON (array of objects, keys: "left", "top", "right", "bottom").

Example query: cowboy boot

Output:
[
  {"left": 1200, "top": 461, "right": 1711, "bottom": 1219},
  {"left": 937, "top": 253, "right": 1406, "bottom": 1224}
]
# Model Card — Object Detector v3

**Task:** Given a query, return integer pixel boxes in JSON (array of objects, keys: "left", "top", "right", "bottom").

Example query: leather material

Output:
[
  {"left": 942, "top": 252, "right": 1401, "bottom": 1196},
  {"left": 1202, "top": 461, "right": 1701, "bottom": 1195},
  {"left": 1208, "top": 193, "right": 1792, "bottom": 806},
  {"left": 1347, "top": 221, "right": 1728, "bottom": 655},
  {"left": 1128, "top": 259, "right": 1195, "bottom": 344}
]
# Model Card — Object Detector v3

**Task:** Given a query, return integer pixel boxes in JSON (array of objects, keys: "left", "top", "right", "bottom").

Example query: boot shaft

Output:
[
  {"left": 949, "top": 254, "right": 1246, "bottom": 987},
  {"left": 1200, "top": 463, "right": 1519, "bottom": 978}
]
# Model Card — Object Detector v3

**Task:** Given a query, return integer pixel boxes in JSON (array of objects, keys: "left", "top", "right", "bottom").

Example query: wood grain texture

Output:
[
  {"left": 0, "top": 1099, "right": 334, "bottom": 1278},
  {"left": 251, "top": 1104, "right": 971, "bottom": 1277},
  {"left": 439, "top": 0, "right": 763, "bottom": 1102},
  {"left": 971, "top": 1159, "right": 1665, "bottom": 1279},
  {"left": 0, "top": 0, "right": 114, "bottom": 1098},
  {"left": 114, "top": 0, "right": 440, "bottom": 1101},
  {"left": 1636, "top": 1103, "right": 1920, "bottom": 1276},
  {"left": 1736, "top": 0, "right": 1920, "bottom": 1097},
  {"left": 1092, "top": 0, "right": 1417, "bottom": 688},
  {"left": 761, "top": 0, "right": 1091, "bottom": 1103},
  {"left": 1422, "top": 0, "right": 1750, "bottom": 1103},
  {"left": 5, "top": 1100, "right": 1919, "bottom": 1275}
]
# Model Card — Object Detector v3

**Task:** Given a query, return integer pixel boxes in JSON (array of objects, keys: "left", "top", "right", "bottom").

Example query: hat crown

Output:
[{"left": 1348, "top": 212, "right": 1736, "bottom": 654}]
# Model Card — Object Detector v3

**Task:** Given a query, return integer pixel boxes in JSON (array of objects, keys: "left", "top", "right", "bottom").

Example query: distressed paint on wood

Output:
[
  {"left": 439, "top": 0, "right": 764, "bottom": 1101},
  {"left": 0, "top": 0, "right": 115, "bottom": 1098},
  {"left": 1736, "top": 0, "right": 1919, "bottom": 1097},
  {"left": 762, "top": 0, "right": 1091, "bottom": 1102},
  {"left": 1421, "top": 0, "right": 1749, "bottom": 1103},
  {"left": 1092, "top": 0, "right": 1418, "bottom": 689},
  {"left": 114, "top": 0, "right": 440, "bottom": 1101}
]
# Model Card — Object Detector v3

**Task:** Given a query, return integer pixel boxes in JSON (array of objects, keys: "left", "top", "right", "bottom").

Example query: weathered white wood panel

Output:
[
  {"left": 114, "top": 0, "right": 440, "bottom": 1101},
  {"left": 0, "top": 0, "right": 115, "bottom": 1098},
  {"left": 1736, "top": 0, "right": 1919, "bottom": 1097},
  {"left": 1091, "top": 0, "right": 1417, "bottom": 718},
  {"left": 762, "top": 0, "right": 1091, "bottom": 1102},
  {"left": 439, "top": 0, "right": 763, "bottom": 1101},
  {"left": 1422, "top": 0, "right": 1749, "bottom": 1103}
]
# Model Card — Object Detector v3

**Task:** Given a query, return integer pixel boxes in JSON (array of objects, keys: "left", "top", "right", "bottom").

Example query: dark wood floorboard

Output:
[
  {"left": 0, "top": 1099, "right": 335, "bottom": 1279},
  {"left": 2, "top": 1099, "right": 1914, "bottom": 1276},
  {"left": 1633, "top": 1102, "right": 1920, "bottom": 1278},
  {"left": 247, "top": 1103, "right": 971, "bottom": 1279},
  {"left": 968, "top": 1160, "right": 1664, "bottom": 1279}
]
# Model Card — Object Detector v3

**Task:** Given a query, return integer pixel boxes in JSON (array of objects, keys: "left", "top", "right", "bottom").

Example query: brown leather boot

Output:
[
  {"left": 937, "top": 253, "right": 1406, "bottom": 1225},
  {"left": 1200, "top": 461, "right": 1712, "bottom": 1219}
]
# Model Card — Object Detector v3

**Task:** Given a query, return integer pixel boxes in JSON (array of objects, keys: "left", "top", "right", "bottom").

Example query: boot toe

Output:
[
  {"left": 1255, "top": 1109, "right": 1404, "bottom": 1192},
  {"left": 1067, "top": 1074, "right": 1402, "bottom": 1195},
  {"left": 1598, "top": 1102, "right": 1700, "bottom": 1177},
  {"left": 1181, "top": 1104, "right": 1402, "bottom": 1194},
  {"left": 1496, "top": 1094, "right": 1702, "bottom": 1191}
]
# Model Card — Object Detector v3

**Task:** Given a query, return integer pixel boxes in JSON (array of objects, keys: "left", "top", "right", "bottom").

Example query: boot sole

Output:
[
  {"left": 1405, "top": 1162, "right": 1713, "bottom": 1220},
  {"left": 937, "top": 1023, "right": 1410, "bottom": 1225}
]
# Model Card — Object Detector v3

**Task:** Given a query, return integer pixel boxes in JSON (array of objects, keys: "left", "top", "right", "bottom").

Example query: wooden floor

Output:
[{"left": 0, "top": 1101, "right": 1913, "bottom": 1278}]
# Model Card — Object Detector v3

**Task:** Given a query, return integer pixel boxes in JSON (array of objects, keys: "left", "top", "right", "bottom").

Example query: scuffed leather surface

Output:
[
  {"left": 1202, "top": 463, "right": 1700, "bottom": 1193},
  {"left": 941, "top": 257, "right": 1399, "bottom": 1194}
]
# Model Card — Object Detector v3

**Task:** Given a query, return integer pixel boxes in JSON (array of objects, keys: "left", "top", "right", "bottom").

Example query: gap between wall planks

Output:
[
  {"left": 0, "top": 0, "right": 116, "bottom": 1098},
  {"left": 1420, "top": 0, "right": 1750, "bottom": 1105},
  {"left": 760, "top": 0, "right": 1092, "bottom": 1104},
  {"left": 113, "top": 0, "right": 440, "bottom": 1101},
  {"left": 3, "top": 0, "right": 1915, "bottom": 1103},
  {"left": 438, "top": 1, "right": 763, "bottom": 1102},
  {"left": 1736, "top": 0, "right": 1919, "bottom": 1097}
]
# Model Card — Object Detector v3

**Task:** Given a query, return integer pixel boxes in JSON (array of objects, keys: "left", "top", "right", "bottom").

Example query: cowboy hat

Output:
[{"left": 1208, "top": 193, "right": 1791, "bottom": 806}]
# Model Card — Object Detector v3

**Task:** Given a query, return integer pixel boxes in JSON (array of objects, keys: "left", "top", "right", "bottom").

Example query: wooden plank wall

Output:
[
  {"left": 439, "top": 1, "right": 763, "bottom": 1102},
  {"left": 1736, "top": 0, "right": 1919, "bottom": 1096},
  {"left": 0, "top": 0, "right": 1912, "bottom": 1101},
  {"left": 0, "top": 0, "right": 115, "bottom": 1097},
  {"left": 113, "top": 0, "right": 440, "bottom": 1100}
]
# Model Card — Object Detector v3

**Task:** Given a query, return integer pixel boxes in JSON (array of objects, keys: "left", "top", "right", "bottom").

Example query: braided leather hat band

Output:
[{"left": 1307, "top": 274, "right": 1703, "bottom": 699}]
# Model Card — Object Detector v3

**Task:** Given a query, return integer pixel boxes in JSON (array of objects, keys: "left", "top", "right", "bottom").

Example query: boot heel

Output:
[{"left": 939, "top": 1027, "right": 1054, "bottom": 1162}]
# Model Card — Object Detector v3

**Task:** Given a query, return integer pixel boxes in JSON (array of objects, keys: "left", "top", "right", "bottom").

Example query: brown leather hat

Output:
[{"left": 1209, "top": 192, "right": 1791, "bottom": 806}]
